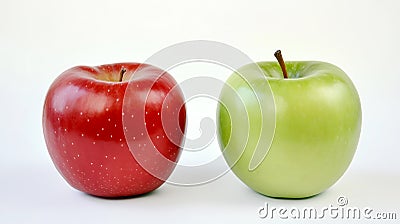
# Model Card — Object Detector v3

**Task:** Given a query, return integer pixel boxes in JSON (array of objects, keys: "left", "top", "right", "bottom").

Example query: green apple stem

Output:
[
  {"left": 119, "top": 67, "right": 127, "bottom": 82},
  {"left": 274, "top": 50, "right": 288, "bottom": 79}
]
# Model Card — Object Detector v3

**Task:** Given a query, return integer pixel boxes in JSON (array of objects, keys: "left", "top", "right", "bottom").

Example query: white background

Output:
[{"left": 1, "top": 0, "right": 399, "bottom": 223}]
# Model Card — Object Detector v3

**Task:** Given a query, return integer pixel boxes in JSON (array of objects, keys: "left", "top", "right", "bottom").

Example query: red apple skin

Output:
[{"left": 43, "top": 63, "right": 186, "bottom": 198}]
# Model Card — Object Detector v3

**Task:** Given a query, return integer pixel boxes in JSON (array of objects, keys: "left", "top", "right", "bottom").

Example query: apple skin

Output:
[
  {"left": 218, "top": 61, "right": 361, "bottom": 198},
  {"left": 43, "top": 63, "right": 186, "bottom": 198}
]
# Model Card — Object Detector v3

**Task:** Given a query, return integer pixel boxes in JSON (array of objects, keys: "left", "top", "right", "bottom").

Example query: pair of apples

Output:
[{"left": 43, "top": 51, "right": 361, "bottom": 198}]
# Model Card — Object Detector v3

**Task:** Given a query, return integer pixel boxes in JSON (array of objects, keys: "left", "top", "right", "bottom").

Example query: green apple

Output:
[{"left": 217, "top": 50, "right": 361, "bottom": 198}]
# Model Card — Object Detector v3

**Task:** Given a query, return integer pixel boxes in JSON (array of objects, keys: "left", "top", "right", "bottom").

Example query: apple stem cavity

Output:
[
  {"left": 119, "top": 67, "right": 127, "bottom": 82},
  {"left": 274, "top": 50, "right": 288, "bottom": 79}
]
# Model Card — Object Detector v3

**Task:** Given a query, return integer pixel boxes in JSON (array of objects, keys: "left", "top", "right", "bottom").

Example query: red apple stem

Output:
[
  {"left": 274, "top": 50, "right": 288, "bottom": 79},
  {"left": 119, "top": 67, "right": 127, "bottom": 82}
]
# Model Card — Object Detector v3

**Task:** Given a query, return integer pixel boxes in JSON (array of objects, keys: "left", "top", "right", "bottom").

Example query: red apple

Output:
[{"left": 42, "top": 63, "right": 186, "bottom": 197}]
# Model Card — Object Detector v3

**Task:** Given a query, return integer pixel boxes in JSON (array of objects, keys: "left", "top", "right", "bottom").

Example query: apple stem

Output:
[
  {"left": 274, "top": 50, "right": 288, "bottom": 79},
  {"left": 119, "top": 67, "right": 127, "bottom": 82}
]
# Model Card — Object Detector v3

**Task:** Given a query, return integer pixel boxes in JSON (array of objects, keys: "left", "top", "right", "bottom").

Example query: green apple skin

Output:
[{"left": 217, "top": 61, "right": 361, "bottom": 198}]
